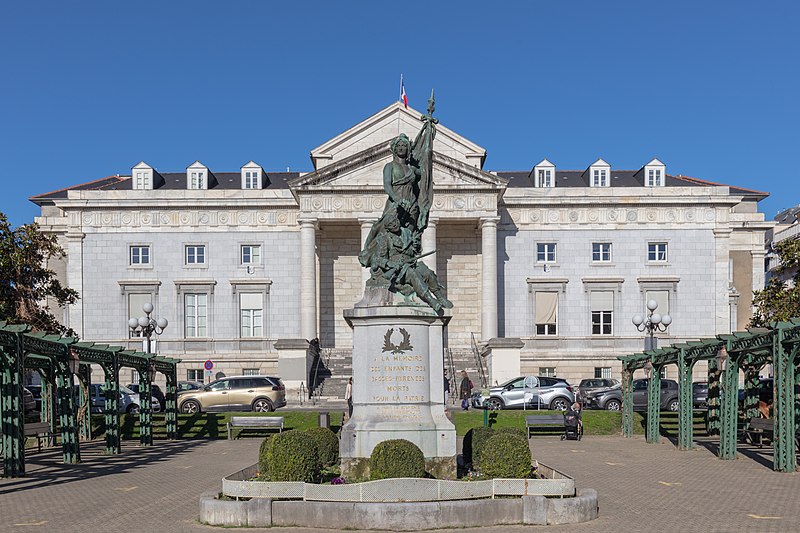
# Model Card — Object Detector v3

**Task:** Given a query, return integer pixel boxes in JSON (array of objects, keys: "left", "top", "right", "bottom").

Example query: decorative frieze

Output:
[
  {"left": 501, "top": 206, "right": 718, "bottom": 228},
  {"left": 75, "top": 209, "right": 298, "bottom": 230}
]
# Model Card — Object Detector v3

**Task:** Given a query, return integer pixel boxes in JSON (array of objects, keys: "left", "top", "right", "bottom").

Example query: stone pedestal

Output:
[
  {"left": 340, "top": 288, "right": 456, "bottom": 479},
  {"left": 482, "top": 337, "right": 524, "bottom": 387},
  {"left": 275, "top": 338, "right": 314, "bottom": 392}
]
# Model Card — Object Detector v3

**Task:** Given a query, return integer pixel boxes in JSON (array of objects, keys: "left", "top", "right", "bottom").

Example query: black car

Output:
[
  {"left": 127, "top": 383, "right": 167, "bottom": 407},
  {"left": 576, "top": 378, "right": 619, "bottom": 403},
  {"left": 584, "top": 379, "right": 680, "bottom": 412},
  {"left": 693, "top": 381, "right": 708, "bottom": 409}
]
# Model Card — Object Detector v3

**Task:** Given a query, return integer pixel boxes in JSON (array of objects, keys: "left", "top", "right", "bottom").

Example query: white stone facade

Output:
[{"left": 32, "top": 103, "right": 772, "bottom": 386}]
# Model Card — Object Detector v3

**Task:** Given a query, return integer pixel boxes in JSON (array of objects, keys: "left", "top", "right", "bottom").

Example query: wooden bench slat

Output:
[
  {"left": 525, "top": 414, "right": 565, "bottom": 438},
  {"left": 227, "top": 416, "right": 284, "bottom": 439}
]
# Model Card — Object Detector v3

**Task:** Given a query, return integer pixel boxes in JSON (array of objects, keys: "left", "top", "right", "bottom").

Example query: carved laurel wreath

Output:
[{"left": 382, "top": 328, "right": 414, "bottom": 355}]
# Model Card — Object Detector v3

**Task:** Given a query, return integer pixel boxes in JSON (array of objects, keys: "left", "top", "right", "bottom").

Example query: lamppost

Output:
[
  {"left": 631, "top": 299, "right": 672, "bottom": 352},
  {"left": 128, "top": 302, "right": 168, "bottom": 354}
]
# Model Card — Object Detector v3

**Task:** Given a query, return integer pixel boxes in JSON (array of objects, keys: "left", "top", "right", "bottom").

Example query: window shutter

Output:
[
  {"left": 590, "top": 291, "right": 614, "bottom": 312},
  {"left": 240, "top": 293, "right": 263, "bottom": 310},
  {"left": 646, "top": 290, "right": 669, "bottom": 315},
  {"left": 535, "top": 292, "right": 558, "bottom": 324},
  {"left": 128, "top": 293, "right": 150, "bottom": 321}
]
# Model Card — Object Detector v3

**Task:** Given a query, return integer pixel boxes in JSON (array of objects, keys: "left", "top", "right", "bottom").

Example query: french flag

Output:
[{"left": 400, "top": 75, "right": 408, "bottom": 108}]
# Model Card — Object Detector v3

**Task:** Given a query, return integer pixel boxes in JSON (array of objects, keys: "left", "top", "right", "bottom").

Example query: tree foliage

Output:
[
  {"left": 0, "top": 212, "right": 79, "bottom": 335},
  {"left": 750, "top": 238, "right": 800, "bottom": 328}
]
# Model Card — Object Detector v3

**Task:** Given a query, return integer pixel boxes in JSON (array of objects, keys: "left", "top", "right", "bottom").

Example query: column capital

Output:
[
  {"left": 357, "top": 217, "right": 378, "bottom": 226},
  {"left": 298, "top": 217, "right": 319, "bottom": 229},
  {"left": 479, "top": 216, "right": 501, "bottom": 227},
  {"left": 712, "top": 227, "right": 732, "bottom": 237},
  {"left": 426, "top": 217, "right": 440, "bottom": 227}
]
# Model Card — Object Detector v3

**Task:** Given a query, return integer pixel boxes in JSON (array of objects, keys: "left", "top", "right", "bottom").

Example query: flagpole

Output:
[{"left": 398, "top": 74, "right": 402, "bottom": 136}]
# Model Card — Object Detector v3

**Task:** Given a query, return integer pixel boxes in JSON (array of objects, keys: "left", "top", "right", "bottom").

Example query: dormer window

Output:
[
  {"left": 587, "top": 159, "right": 611, "bottom": 188},
  {"left": 241, "top": 162, "right": 264, "bottom": 190},
  {"left": 187, "top": 162, "right": 208, "bottom": 190},
  {"left": 531, "top": 159, "right": 556, "bottom": 188},
  {"left": 643, "top": 158, "right": 666, "bottom": 187},
  {"left": 131, "top": 162, "right": 155, "bottom": 190}
]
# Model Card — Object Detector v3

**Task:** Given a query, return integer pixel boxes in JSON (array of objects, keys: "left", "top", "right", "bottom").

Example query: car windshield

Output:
[{"left": 119, "top": 385, "right": 136, "bottom": 395}]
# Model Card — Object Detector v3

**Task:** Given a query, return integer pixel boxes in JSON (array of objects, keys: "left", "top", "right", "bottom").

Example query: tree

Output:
[
  {"left": 0, "top": 212, "right": 79, "bottom": 335},
  {"left": 750, "top": 238, "right": 800, "bottom": 328}
]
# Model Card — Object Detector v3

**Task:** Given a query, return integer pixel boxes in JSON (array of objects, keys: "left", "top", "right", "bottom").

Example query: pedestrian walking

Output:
[
  {"left": 345, "top": 377, "right": 353, "bottom": 420},
  {"left": 459, "top": 370, "right": 473, "bottom": 410}
]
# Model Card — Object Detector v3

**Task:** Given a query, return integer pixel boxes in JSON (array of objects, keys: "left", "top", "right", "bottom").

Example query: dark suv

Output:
[
  {"left": 576, "top": 378, "right": 619, "bottom": 403},
  {"left": 584, "top": 378, "right": 680, "bottom": 412}
]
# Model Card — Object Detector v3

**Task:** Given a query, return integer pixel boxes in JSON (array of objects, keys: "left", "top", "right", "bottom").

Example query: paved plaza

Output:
[{"left": 1, "top": 433, "right": 798, "bottom": 532}]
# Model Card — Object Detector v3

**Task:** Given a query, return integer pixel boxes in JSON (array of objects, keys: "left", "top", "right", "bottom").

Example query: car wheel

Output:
[
  {"left": 252, "top": 398, "right": 274, "bottom": 413},
  {"left": 668, "top": 399, "right": 680, "bottom": 412},
  {"left": 550, "top": 397, "right": 570, "bottom": 411},
  {"left": 605, "top": 399, "right": 622, "bottom": 411},
  {"left": 127, "top": 404, "right": 140, "bottom": 415},
  {"left": 485, "top": 398, "right": 504, "bottom": 411},
  {"left": 181, "top": 400, "right": 200, "bottom": 414}
]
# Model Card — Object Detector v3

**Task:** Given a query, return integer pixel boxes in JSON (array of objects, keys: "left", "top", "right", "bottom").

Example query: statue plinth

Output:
[{"left": 340, "top": 290, "right": 456, "bottom": 479}]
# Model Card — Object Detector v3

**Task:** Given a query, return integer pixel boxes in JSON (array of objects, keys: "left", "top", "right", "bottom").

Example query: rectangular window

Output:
[
  {"left": 592, "top": 243, "right": 611, "bottom": 262},
  {"left": 241, "top": 245, "right": 262, "bottom": 265},
  {"left": 536, "top": 243, "right": 556, "bottom": 263},
  {"left": 538, "top": 169, "right": 553, "bottom": 187},
  {"left": 594, "top": 367, "right": 612, "bottom": 379},
  {"left": 240, "top": 293, "right": 264, "bottom": 338},
  {"left": 185, "top": 245, "right": 206, "bottom": 265},
  {"left": 128, "top": 293, "right": 150, "bottom": 337},
  {"left": 130, "top": 370, "right": 140, "bottom": 385},
  {"left": 244, "top": 170, "right": 259, "bottom": 189},
  {"left": 187, "top": 369, "right": 204, "bottom": 381},
  {"left": 648, "top": 242, "right": 668, "bottom": 262},
  {"left": 185, "top": 293, "right": 208, "bottom": 337},
  {"left": 539, "top": 367, "right": 556, "bottom": 377},
  {"left": 647, "top": 169, "right": 662, "bottom": 187},
  {"left": 591, "top": 291, "right": 613, "bottom": 335},
  {"left": 645, "top": 290, "right": 669, "bottom": 320},
  {"left": 592, "top": 168, "right": 608, "bottom": 187},
  {"left": 189, "top": 171, "right": 205, "bottom": 189},
  {"left": 130, "top": 245, "right": 150, "bottom": 265},
  {"left": 534, "top": 292, "right": 558, "bottom": 336},
  {"left": 242, "top": 368, "right": 260, "bottom": 376},
  {"left": 134, "top": 172, "right": 147, "bottom": 189}
]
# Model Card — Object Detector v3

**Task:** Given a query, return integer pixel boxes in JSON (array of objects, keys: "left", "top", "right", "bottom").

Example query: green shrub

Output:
[
  {"left": 266, "top": 430, "right": 321, "bottom": 482},
  {"left": 304, "top": 427, "right": 339, "bottom": 467},
  {"left": 369, "top": 439, "right": 425, "bottom": 480},
  {"left": 479, "top": 433, "right": 531, "bottom": 478},
  {"left": 465, "top": 427, "right": 496, "bottom": 467},
  {"left": 495, "top": 427, "right": 527, "bottom": 439},
  {"left": 258, "top": 436, "right": 274, "bottom": 477}
]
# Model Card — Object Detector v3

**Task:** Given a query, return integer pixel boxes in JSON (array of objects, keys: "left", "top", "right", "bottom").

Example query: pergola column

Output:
[
  {"left": 480, "top": 217, "right": 499, "bottom": 341},
  {"left": 104, "top": 363, "right": 121, "bottom": 454},
  {"left": 359, "top": 218, "right": 377, "bottom": 286},
  {"left": 718, "top": 345, "right": 739, "bottom": 460},
  {"left": 56, "top": 356, "right": 80, "bottom": 464},
  {"left": 1, "top": 331, "right": 25, "bottom": 477},
  {"left": 165, "top": 366, "right": 178, "bottom": 440},
  {"left": 773, "top": 325, "right": 797, "bottom": 472},
  {"left": 299, "top": 218, "right": 318, "bottom": 342},
  {"left": 646, "top": 366, "right": 662, "bottom": 443},
  {"left": 138, "top": 366, "right": 153, "bottom": 446},
  {"left": 421, "top": 217, "right": 438, "bottom": 273},
  {"left": 706, "top": 358, "right": 721, "bottom": 436},
  {"left": 677, "top": 350, "right": 695, "bottom": 450},
  {"left": 743, "top": 366, "right": 761, "bottom": 421},
  {"left": 77, "top": 365, "right": 92, "bottom": 441},
  {"left": 622, "top": 367, "right": 634, "bottom": 437}
]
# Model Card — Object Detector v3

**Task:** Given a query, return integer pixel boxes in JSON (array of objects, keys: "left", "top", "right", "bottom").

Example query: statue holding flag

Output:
[{"left": 359, "top": 90, "right": 453, "bottom": 313}]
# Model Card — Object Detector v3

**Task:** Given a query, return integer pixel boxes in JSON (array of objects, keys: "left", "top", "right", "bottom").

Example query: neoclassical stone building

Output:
[{"left": 31, "top": 102, "right": 772, "bottom": 388}]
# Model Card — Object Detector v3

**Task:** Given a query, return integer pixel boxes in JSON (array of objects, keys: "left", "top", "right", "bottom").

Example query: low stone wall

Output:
[{"left": 199, "top": 488, "right": 599, "bottom": 529}]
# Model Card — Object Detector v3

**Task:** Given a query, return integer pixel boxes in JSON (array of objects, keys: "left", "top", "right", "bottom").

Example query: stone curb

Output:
[{"left": 199, "top": 488, "right": 599, "bottom": 529}]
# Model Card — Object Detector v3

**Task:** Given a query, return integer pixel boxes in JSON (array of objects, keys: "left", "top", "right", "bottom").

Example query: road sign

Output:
[{"left": 204, "top": 359, "right": 214, "bottom": 371}]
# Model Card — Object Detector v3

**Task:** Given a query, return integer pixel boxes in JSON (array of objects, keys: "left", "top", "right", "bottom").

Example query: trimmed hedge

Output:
[
  {"left": 265, "top": 430, "right": 321, "bottom": 482},
  {"left": 369, "top": 439, "right": 425, "bottom": 480},
  {"left": 480, "top": 432, "right": 532, "bottom": 478},
  {"left": 258, "top": 436, "right": 273, "bottom": 477},
  {"left": 463, "top": 426, "right": 496, "bottom": 467},
  {"left": 304, "top": 427, "right": 339, "bottom": 467}
]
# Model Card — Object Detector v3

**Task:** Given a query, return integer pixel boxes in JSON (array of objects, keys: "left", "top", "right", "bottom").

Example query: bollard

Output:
[
  {"left": 483, "top": 405, "right": 489, "bottom": 428},
  {"left": 319, "top": 412, "right": 330, "bottom": 429}
]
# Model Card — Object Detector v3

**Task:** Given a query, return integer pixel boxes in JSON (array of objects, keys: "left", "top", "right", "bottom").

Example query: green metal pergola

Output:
[
  {"left": 618, "top": 319, "right": 800, "bottom": 472},
  {"left": 0, "top": 320, "right": 180, "bottom": 478}
]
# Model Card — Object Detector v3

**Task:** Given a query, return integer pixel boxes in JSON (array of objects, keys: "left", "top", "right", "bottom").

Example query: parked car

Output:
[
  {"left": 693, "top": 381, "right": 708, "bottom": 409},
  {"left": 90, "top": 384, "right": 161, "bottom": 414},
  {"left": 576, "top": 378, "right": 619, "bottom": 403},
  {"left": 127, "top": 383, "right": 167, "bottom": 408},
  {"left": 178, "top": 376, "right": 286, "bottom": 414},
  {"left": 26, "top": 384, "right": 43, "bottom": 411},
  {"left": 178, "top": 381, "right": 204, "bottom": 393},
  {"left": 472, "top": 376, "right": 575, "bottom": 411},
  {"left": 583, "top": 379, "right": 680, "bottom": 412},
  {"left": 22, "top": 387, "right": 36, "bottom": 413}
]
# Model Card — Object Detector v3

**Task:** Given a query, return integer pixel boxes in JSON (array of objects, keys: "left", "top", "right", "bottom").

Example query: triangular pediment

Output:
[
  {"left": 309, "top": 102, "right": 487, "bottom": 171},
  {"left": 289, "top": 140, "right": 507, "bottom": 191}
]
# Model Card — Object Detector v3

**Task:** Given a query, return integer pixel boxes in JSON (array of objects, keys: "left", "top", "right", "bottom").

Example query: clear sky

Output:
[{"left": 1, "top": 1, "right": 797, "bottom": 226}]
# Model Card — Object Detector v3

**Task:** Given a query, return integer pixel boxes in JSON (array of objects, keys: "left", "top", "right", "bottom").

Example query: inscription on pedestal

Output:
[{"left": 366, "top": 329, "right": 428, "bottom": 408}]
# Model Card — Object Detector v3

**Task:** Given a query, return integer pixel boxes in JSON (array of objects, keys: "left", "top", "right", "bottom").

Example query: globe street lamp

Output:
[
  {"left": 128, "top": 302, "right": 168, "bottom": 354},
  {"left": 631, "top": 299, "right": 672, "bottom": 351}
]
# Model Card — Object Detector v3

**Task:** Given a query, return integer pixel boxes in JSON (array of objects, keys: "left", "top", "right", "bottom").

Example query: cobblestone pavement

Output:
[{"left": 1, "top": 434, "right": 798, "bottom": 532}]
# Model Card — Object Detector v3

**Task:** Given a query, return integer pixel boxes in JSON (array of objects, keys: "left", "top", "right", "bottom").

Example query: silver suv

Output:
[{"left": 475, "top": 376, "right": 575, "bottom": 411}]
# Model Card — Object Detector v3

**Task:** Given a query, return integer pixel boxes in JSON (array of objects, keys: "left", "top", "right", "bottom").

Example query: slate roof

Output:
[{"left": 775, "top": 205, "right": 800, "bottom": 224}]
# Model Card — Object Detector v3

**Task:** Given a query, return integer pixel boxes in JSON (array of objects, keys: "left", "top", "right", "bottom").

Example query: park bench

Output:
[
  {"left": 742, "top": 417, "right": 800, "bottom": 449},
  {"left": 227, "top": 416, "right": 284, "bottom": 440},
  {"left": 525, "top": 414, "right": 564, "bottom": 438},
  {"left": 25, "top": 421, "right": 53, "bottom": 452}
]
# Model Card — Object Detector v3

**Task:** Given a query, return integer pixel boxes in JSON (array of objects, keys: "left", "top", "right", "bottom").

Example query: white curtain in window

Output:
[
  {"left": 590, "top": 291, "right": 614, "bottom": 312},
  {"left": 646, "top": 290, "right": 669, "bottom": 315},
  {"left": 535, "top": 292, "right": 558, "bottom": 324},
  {"left": 128, "top": 293, "right": 150, "bottom": 322}
]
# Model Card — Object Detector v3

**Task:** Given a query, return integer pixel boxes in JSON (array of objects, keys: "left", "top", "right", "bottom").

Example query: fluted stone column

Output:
[
  {"left": 359, "top": 218, "right": 377, "bottom": 286},
  {"left": 299, "top": 218, "right": 318, "bottom": 341},
  {"left": 481, "top": 217, "right": 500, "bottom": 341},
  {"left": 713, "top": 227, "right": 732, "bottom": 334},
  {"left": 64, "top": 230, "right": 85, "bottom": 337},
  {"left": 421, "top": 217, "right": 438, "bottom": 273}
]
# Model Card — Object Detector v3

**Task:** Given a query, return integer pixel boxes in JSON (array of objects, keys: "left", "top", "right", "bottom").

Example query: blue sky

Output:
[{"left": 1, "top": 1, "right": 797, "bottom": 226}]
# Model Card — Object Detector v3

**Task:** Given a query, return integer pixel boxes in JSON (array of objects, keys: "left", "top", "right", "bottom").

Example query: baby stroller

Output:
[{"left": 561, "top": 405, "right": 583, "bottom": 441}]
